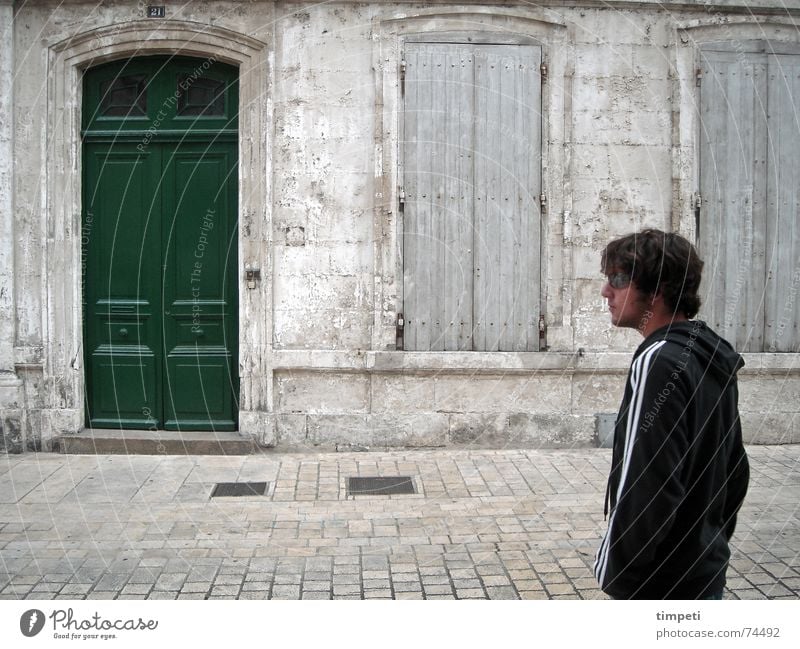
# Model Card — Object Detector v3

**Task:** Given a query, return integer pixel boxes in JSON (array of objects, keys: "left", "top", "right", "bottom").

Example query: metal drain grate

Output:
[
  {"left": 211, "top": 481, "right": 268, "bottom": 498},
  {"left": 347, "top": 476, "right": 416, "bottom": 496}
]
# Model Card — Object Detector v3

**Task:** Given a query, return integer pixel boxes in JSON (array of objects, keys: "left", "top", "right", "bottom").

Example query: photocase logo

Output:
[{"left": 20, "top": 609, "right": 45, "bottom": 637}]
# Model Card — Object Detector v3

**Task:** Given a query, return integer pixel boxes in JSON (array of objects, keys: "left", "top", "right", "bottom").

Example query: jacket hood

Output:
[{"left": 642, "top": 320, "right": 744, "bottom": 383}]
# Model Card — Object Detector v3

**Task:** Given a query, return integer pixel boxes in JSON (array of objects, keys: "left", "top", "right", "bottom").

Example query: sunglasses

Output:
[{"left": 606, "top": 272, "right": 632, "bottom": 289}]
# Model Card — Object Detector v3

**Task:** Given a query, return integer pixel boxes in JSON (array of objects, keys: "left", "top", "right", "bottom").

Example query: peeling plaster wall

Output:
[{"left": 3, "top": 1, "right": 800, "bottom": 451}]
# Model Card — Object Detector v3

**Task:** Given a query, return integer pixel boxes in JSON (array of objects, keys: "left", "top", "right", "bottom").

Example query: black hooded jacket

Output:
[{"left": 594, "top": 320, "right": 750, "bottom": 599}]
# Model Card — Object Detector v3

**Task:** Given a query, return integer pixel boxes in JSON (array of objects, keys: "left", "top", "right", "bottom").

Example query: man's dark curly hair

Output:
[{"left": 601, "top": 229, "right": 704, "bottom": 318}]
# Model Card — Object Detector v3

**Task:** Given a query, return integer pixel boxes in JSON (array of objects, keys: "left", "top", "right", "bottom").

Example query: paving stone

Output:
[
  {"left": 486, "top": 586, "right": 518, "bottom": 599},
  {"left": 545, "top": 583, "right": 577, "bottom": 596},
  {"left": 332, "top": 584, "right": 361, "bottom": 596},
  {"left": 395, "top": 592, "right": 424, "bottom": 599},
  {"left": 209, "top": 585, "right": 240, "bottom": 597},
  {"left": 60, "top": 583, "right": 93, "bottom": 595},
  {"left": 145, "top": 587, "right": 178, "bottom": 599},
  {"left": 94, "top": 574, "right": 129, "bottom": 591},
  {"left": 271, "top": 585, "right": 301, "bottom": 598},
  {"left": 301, "top": 591, "right": 331, "bottom": 599},
  {"left": 521, "top": 590, "right": 553, "bottom": 600},
  {"left": 154, "top": 573, "right": 186, "bottom": 590}
]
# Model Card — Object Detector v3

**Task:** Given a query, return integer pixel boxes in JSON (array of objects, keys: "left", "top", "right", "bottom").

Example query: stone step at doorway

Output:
[{"left": 52, "top": 429, "right": 259, "bottom": 455}]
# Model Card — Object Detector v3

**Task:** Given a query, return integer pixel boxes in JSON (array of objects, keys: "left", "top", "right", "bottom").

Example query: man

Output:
[{"left": 594, "top": 229, "right": 749, "bottom": 599}]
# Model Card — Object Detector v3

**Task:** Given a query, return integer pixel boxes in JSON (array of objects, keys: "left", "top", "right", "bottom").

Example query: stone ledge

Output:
[
  {"left": 274, "top": 413, "right": 596, "bottom": 450},
  {"left": 271, "top": 350, "right": 800, "bottom": 374},
  {"left": 51, "top": 430, "right": 259, "bottom": 455},
  {"left": 273, "top": 350, "right": 634, "bottom": 373}
]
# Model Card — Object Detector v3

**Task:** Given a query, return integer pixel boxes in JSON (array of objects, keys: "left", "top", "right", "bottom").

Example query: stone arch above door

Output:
[{"left": 43, "top": 20, "right": 272, "bottom": 440}]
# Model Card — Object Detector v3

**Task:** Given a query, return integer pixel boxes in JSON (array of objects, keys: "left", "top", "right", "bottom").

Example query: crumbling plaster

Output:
[{"left": 2, "top": 1, "right": 799, "bottom": 452}]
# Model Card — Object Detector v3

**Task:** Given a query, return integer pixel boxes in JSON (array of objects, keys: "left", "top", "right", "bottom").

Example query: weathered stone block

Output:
[
  {"left": 275, "top": 414, "right": 309, "bottom": 449},
  {"left": 449, "top": 413, "right": 594, "bottom": 448},
  {"left": 275, "top": 372, "right": 369, "bottom": 413},
  {"left": 273, "top": 310, "right": 372, "bottom": 350},
  {"left": 574, "top": 43, "right": 634, "bottom": 77},
  {"left": 572, "top": 374, "right": 627, "bottom": 414},
  {"left": 740, "top": 412, "right": 798, "bottom": 445},
  {"left": 306, "top": 414, "right": 448, "bottom": 449},
  {"left": 739, "top": 376, "right": 800, "bottom": 413},
  {"left": 433, "top": 375, "right": 571, "bottom": 414},
  {"left": 239, "top": 411, "right": 276, "bottom": 447},
  {"left": 370, "top": 375, "right": 436, "bottom": 413}
]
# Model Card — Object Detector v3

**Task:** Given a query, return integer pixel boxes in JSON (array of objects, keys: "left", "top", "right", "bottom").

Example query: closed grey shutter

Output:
[
  {"left": 403, "top": 43, "right": 475, "bottom": 351},
  {"left": 699, "top": 44, "right": 800, "bottom": 352},
  {"left": 699, "top": 49, "right": 768, "bottom": 352},
  {"left": 403, "top": 42, "right": 542, "bottom": 351},
  {"left": 765, "top": 54, "right": 800, "bottom": 351}
]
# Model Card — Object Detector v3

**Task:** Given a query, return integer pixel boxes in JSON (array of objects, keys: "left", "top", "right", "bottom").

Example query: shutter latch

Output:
[{"left": 396, "top": 312, "right": 405, "bottom": 350}]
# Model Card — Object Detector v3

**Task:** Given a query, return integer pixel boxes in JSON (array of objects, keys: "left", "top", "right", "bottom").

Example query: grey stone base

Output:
[{"left": 271, "top": 413, "right": 596, "bottom": 451}]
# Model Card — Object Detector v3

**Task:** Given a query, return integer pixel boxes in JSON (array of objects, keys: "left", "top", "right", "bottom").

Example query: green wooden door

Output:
[{"left": 82, "top": 57, "right": 239, "bottom": 430}]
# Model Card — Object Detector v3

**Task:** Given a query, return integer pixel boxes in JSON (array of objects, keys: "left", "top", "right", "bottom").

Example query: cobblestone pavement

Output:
[{"left": 0, "top": 446, "right": 797, "bottom": 600}]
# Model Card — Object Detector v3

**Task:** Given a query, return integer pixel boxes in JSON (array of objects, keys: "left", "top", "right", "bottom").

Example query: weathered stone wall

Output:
[{"left": 3, "top": 1, "right": 799, "bottom": 451}]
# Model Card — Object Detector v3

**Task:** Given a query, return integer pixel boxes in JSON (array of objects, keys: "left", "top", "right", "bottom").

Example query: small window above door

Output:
[
  {"left": 99, "top": 74, "right": 147, "bottom": 117},
  {"left": 176, "top": 75, "right": 226, "bottom": 117}
]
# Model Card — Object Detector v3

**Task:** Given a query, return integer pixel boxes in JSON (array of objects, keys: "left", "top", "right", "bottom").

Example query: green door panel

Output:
[
  {"left": 83, "top": 144, "right": 163, "bottom": 428},
  {"left": 162, "top": 142, "right": 238, "bottom": 431},
  {"left": 82, "top": 57, "right": 238, "bottom": 431},
  {"left": 90, "top": 351, "right": 159, "bottom": 429}
]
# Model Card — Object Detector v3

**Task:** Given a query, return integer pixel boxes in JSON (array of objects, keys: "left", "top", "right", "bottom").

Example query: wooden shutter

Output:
[
  {"left": 403, "top": 43, "right": 475, "bottom": 351},
  {"left": 403, "top": 42, "right": 542, "bottom": 351},
  {"left": 765, "top": 54, "right": 800, "bottom": 351},
  {"left": 699, "top": 48, "right": 768, "bottom": 352},
  {"left": 699, "top": 44, "right": 800, "bottom": 352}
]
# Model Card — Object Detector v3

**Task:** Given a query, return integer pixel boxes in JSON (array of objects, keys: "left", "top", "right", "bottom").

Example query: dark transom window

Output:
[
  {"left": 99, "top": 74, "right": 147, "bottom": 117},
  {"left": 177, "top": 75, "right": 226, "bottom": 116}
]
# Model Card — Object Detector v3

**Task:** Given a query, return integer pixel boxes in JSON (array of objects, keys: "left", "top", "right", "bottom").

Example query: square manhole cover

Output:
[
  {"left": 211, "top": 482, "right": 268, "bottom": 498},
  {"left": 347, "top": 476, "right": 416, "bottom": 496}
]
